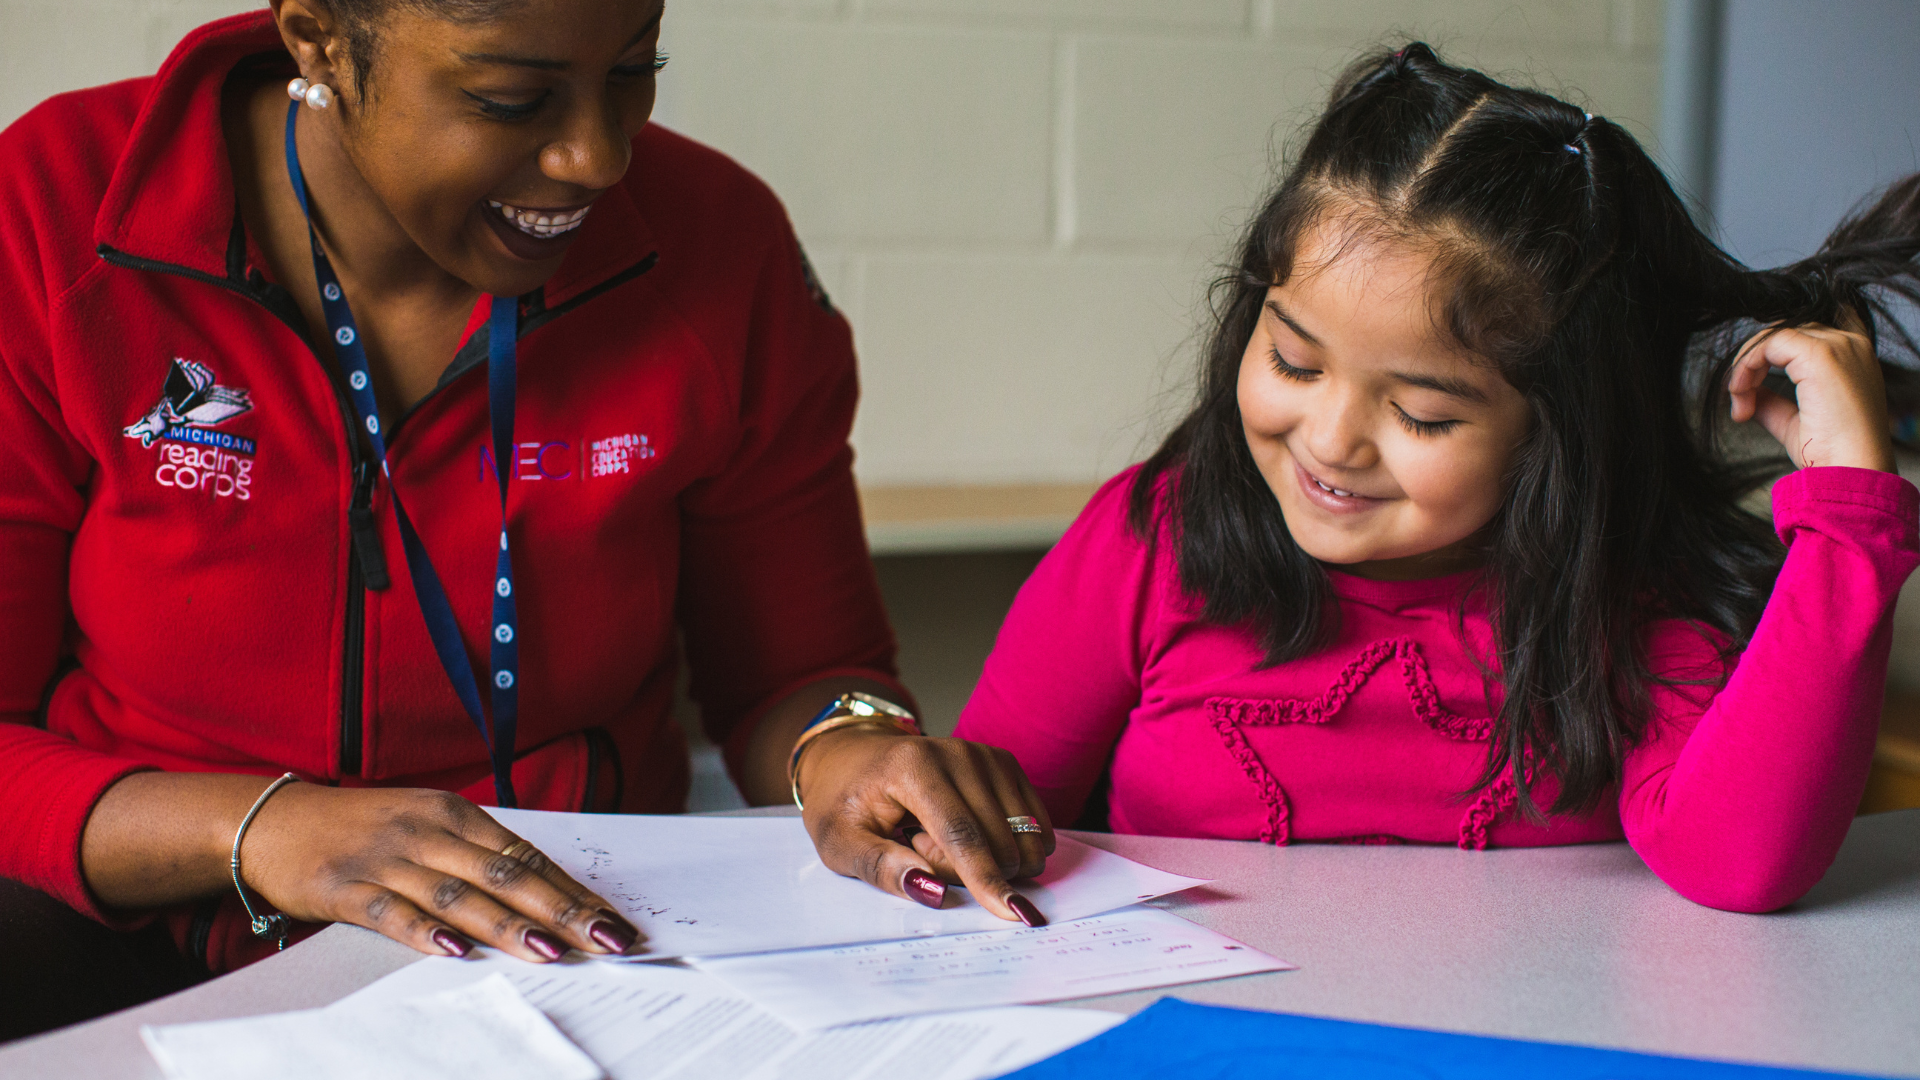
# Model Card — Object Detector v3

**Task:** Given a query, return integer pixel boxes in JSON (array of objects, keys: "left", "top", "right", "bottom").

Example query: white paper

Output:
[
  {"left": 340, "top": 953, "right": 1126, "bottom": 1080},
  {"left": 689, "top": 905, "right": 1294, "bottom": 1031},
  {"left": 486, "top": 809, "right": 1209, "bottom": 959},
  {"left": 141, "top": 973, "right": 602, "bottom": 1080}
]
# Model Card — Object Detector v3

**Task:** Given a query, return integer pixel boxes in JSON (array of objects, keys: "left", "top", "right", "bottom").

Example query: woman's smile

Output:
[
  {"left": 487, "top": 200, "right": 593, "bottom": 238},
  {"left": 480, "top": 198, "right": 594, "bottom": 260}
]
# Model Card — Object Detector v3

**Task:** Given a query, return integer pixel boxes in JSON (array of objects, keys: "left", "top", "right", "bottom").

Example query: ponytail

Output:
[{"left": 1692, "top": 173, "right": 1920, "bottom": 444}]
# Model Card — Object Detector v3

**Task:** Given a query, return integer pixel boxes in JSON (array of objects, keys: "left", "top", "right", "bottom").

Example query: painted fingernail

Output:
[
  {"left": 431, "top": 928, "right": 473, "bottom": 958},
  {"left": 1007, "top": 893, "right": 1046, "bottom": 928},
  {"left": 589, "top": 919, "right": 637, "bottom": 954},
  {"left": 903, "top": 868, "right": 947, "bottom": 910},
  {"left": 524, "top": 928, "right": 568, "bottom": 961},
  {"left": 599, "top": 908, "right": 645, "bottom": 940}
]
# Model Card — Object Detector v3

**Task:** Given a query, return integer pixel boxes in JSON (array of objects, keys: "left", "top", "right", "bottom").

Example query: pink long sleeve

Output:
[
  {"left": 960, "top": 464, "right": 1918, "bottom": 912},
  {"left": 955, "top": 473, "right": 1157, "bottom": 826},
  {"left": 1619, "top": 466, "right": 1920, "bottom": 912}
]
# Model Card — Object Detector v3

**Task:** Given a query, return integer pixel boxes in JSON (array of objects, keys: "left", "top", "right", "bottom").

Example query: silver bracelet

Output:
[{"left": 231, "top": 772, "right": 299, "bottom": 951}]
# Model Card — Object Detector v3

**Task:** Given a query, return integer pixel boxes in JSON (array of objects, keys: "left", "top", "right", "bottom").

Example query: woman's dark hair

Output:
[
  {"left": 1133, "top": 42, "right": 1920, "bottom": 816},
  {"left": 318, "top": 0, "right": 525, "bottom": 98}
]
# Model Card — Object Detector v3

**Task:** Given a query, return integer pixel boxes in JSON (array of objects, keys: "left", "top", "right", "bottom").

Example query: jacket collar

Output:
[
  {"left": 94, "top": 12, "right": 269, "bottom": 279},
  {"left": 95, "top": 10, "right": 658, "bottom": 313}
]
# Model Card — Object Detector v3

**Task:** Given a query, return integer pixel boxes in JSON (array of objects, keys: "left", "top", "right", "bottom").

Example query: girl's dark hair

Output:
[
  {"left": 318, "top": 1, "right": 524, "bottom": 98},
  {"left": 1134, "top": 42, "right": 1920, "bottom": 816}
]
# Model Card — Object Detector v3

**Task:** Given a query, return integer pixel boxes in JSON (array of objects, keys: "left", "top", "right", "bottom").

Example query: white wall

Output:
[
  {"left": 0, "top": 0, "right": 1667, "bottom": 487},
  {"left": 1710, "top": 0, "right": 1920, "bottom": 266},
  {"left": 656, "top": 1, "right": 1667, "bottom": 486}
]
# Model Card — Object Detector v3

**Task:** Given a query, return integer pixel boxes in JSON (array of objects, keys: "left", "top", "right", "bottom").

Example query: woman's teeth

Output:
[
  {"left": 1315, "top": 477, "right": 1360, "bottom": 498},
  {"left": 488, "top": 201, "right": 590, "bottom": 239}
]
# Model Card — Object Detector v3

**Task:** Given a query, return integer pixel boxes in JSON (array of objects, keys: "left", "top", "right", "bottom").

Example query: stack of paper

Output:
[
  {"left": 689, "top": 904, "right": 1295, "bottom": 1030},
  {"left": 142, "top": 973, "right": 601, "bottom": 1080},
  {"left": 482, "top": 809, "right": 1214, "bottom": 957},
  {"left": 144, "top": 814, "right": 1295, "bottom": 1080},
  {"left": 149, "top": 956, "right": 1130, "bottom": 1080}
]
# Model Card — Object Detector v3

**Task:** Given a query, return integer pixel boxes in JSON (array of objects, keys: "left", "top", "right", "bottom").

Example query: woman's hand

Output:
[
  {"left": 796, "top": 729, "right": 1056, "bottom": 926},
  {"left": 1728, "top": 319, "right": 1896, "bottom": 472},
  {"left": 241, "top": 783, "right": 643, "bottom": 961}
]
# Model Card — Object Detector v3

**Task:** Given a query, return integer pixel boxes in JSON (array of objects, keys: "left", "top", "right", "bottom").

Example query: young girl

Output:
[{"left": 951, "top": 44, "right": 1920, "bottom": 913}]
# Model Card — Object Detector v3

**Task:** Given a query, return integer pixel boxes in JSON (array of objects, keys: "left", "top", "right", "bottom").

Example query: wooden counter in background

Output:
[
  {"left": 859, "top": 482, "right": 1100, "bottom": 555},
  {"left": 1866, "top": 692, "right": 1920, "bottom": 814}
]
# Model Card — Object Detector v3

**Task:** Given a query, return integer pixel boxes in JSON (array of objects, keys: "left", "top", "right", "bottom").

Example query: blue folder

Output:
[{"left": 998, "top": 999, "right": 1891, "bottom": 1079}]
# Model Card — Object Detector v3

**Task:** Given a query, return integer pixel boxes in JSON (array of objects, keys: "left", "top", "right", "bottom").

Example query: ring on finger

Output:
[
  {"left": 1006, "top": 815, "right": 1042, "bottom": 835},
  {"left": 500, "top": 840, "right": 538, "bottom": 862}
]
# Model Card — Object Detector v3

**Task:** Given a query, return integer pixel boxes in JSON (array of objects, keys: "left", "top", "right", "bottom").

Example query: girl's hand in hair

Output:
[{"left": 1728, "top": 318, "right": 1896, "bottom": 473}]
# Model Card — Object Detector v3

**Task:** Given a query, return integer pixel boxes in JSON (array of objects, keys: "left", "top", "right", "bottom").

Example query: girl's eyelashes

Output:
[
  {"left": 1268, "top": 347, "right": 1320, "bottom": 382},
  {"left": 1392, "top": 402, "right": 1462, "bottom": 437},
  {"left": 1266, "top": 346, "right": 1462, "bottom": 435},
  {"left": 463, "top": 89, "right": 547, "bottom": 121}
]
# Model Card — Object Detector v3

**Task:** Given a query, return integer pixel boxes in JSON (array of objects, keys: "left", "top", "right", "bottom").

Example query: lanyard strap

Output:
[{"left": 285, "top": 101, "right": 520, "bottom": 807}]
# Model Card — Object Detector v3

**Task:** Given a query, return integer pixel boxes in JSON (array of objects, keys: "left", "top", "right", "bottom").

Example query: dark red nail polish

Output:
[
  {"left": 1007, "top": 893, "right": 1046, "bottom": 928},
  {"left": 603, "top": 910, "right": 646, "bottom": 940},
  {"left": 431, "top": 928, "right": 473, "bottom": 958},
  {"left": 589, "top": 919, "right": 637, "bottom": 954},
  {"left": 903, "top": 868, "right": 947, "bottom": 910},
  {"left": 524, "top": 928, "right": 568, "bottom": 961}
]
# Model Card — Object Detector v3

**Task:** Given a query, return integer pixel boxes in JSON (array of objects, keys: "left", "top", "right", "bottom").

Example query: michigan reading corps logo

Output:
[{"left": 122, "top": 358, "right": 258, "bottom": 501}]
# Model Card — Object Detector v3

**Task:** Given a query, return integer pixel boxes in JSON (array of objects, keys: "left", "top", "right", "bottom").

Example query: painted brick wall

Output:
[{"left": 1, "top": 1, "right": 1665, "bottom": 486}]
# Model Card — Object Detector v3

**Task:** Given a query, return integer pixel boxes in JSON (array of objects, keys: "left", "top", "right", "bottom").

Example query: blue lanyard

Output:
[{"left": 284, "top": 101, "right": 520, "bottom": 807}]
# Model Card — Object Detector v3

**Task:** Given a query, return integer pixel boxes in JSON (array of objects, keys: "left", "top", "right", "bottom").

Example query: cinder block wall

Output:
[
  {"left": 654, "top": 1, "right": 1666, "bottom": 486},
  {"left": 0, "top": 1, "right": 1665, "bottom": 487}
]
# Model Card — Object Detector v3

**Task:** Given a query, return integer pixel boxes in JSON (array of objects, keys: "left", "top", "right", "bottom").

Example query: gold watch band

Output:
[{"left": 789, "top": 693, "right": 920, "bottom": 809}]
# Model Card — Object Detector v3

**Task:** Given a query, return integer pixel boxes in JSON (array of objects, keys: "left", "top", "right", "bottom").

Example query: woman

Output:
[{"left": 0, "top": 0, "right": 1048, "bottom": 1039}]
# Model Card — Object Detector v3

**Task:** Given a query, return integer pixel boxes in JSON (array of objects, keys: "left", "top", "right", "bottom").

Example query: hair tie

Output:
[{"left": 1563, "top": 112, "right": 1595, "bottom": 155}]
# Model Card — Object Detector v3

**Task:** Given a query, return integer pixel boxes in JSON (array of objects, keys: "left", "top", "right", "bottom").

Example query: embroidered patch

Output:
[
  {"left": 123, "top": 359, "right": 257, "bottom": 501},
  {"left": 476, "top": 434, "right": 658, "bottom": 482},
  {"left": 1204, "top": 637, "right": 1526, "bottom": 850},
  {"left": 588, "top": 433, "right": 655, "bottom": 477},
  {"left": 122, "top": 358, "right": 253, "bottom": 448}
]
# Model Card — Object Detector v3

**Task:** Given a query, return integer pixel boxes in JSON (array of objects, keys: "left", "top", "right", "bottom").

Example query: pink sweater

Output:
[{"left": 954, "top": 466, "right": 1919, "bottom": 912}]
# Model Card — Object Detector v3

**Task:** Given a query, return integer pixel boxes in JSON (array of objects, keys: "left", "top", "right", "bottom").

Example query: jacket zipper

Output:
[{"left": 341, "top": 461, "right": 393, "bottom": 775}]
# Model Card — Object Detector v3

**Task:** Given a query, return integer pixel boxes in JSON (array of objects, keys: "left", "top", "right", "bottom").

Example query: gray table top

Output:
[{"left": 5, "top": 806, "right": 1917, "bottom": 1078}]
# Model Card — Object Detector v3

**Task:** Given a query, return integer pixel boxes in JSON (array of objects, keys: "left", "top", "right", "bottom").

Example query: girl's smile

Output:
[{"left": 1294, "top": 459, "right": 1385, "bottom": 512}]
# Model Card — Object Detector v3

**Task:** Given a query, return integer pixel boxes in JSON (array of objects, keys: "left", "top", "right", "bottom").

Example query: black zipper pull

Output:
[{"left": 349, "top": 461, "right": 391, "bottom": 591}]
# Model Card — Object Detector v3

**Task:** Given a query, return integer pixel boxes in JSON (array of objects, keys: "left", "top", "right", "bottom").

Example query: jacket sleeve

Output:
[
  {"left": 953, "top": 469, "right": 1157, "bottom": 826},
  {"left": 674, "top": 220, "right": 908, "bottom": 777},
  {"left": 1619, "top": 467, "right": 1920, "bottom": 912},
  {"left": 0, "top": 281, "right": 153, "bottom": 921}
]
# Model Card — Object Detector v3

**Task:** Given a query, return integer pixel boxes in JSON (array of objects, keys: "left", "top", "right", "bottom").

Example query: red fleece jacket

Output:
[{"left": 0, "top": 12, "right": 903, "bottom": 964}]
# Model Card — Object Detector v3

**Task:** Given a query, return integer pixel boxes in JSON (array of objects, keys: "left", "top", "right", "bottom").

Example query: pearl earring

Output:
[{"left": 287, "top": 77, "right": 333, "bottom": 110}]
